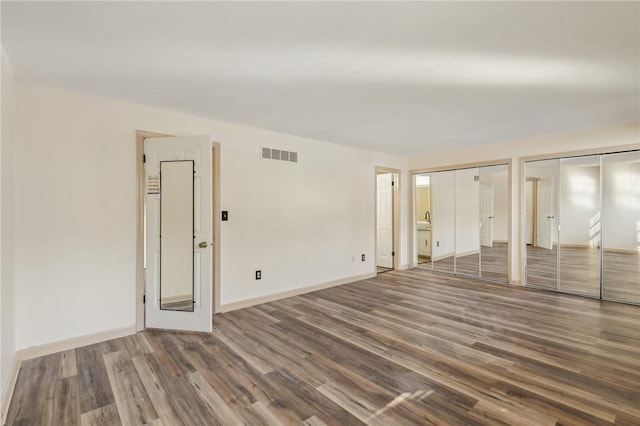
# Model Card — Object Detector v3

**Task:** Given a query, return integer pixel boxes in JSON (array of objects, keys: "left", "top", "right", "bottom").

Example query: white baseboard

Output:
[
  {"left": 1, "top": 356, "right": 21, "bottom": 425},
  {"left": 0, "top": 325, "right": 136, "bottom": 425},
  {"left": 16, "top": 326, "right": 136, "bottom": 362},
  {"left": 219, "top": 272, "right": 376, "bottom": 313},
  {"left": 399, "top": 263, "right": 409, "bottom": 270}
]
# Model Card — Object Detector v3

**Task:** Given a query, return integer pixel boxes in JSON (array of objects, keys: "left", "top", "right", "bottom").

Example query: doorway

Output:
[
  {"left": 135, "top": 131, "right": 221, "bottom": 332},
  {"left": 375, "top": 168, "right": 399, "bottom": 274}
]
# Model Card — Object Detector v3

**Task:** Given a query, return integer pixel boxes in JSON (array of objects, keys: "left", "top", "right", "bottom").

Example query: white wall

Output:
[
  {"left": 13, "top": 81, "right": 408, "bottom": 350},
  {"left": 560, "top": 165, "right": 600, "bottom": 246},
  {"left": 410, "top": 122, "right": 640, "bottom": 283},
  {"left": 430, "top": 170, "right": 455, "bottom": 259},
  {"left": 0, "top": 48, "right": 17, "bottom": 408}
]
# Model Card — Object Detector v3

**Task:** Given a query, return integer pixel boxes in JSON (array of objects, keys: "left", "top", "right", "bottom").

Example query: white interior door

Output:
[
  {"left": 145, "top": 135, "right": 213, "bottom": 332},
  {"left": 376, "top": 173, "right": 393, "bottom": 268},
  {"left": 479, "top": 181, "right": 494, "bottom": 247},
  {"left": 536, "top": 178, "right": 555, "bottom": 250}
]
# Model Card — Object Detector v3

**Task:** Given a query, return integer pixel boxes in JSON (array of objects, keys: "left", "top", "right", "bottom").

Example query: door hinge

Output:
[
  {"left": 143, "top": 295, "right": 146, "bottom": 304},
  {"left": 143, "top": 154, "right": 146, "bottom": 163},
  {"left": 392, "top": 251, "right": 395, "bottom": 256},
  {"left": 391, "top": 181, "right": 395, "bottom": 186}
]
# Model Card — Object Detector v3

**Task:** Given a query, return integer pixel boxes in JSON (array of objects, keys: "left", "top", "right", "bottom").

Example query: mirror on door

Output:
[
  {"left": 413, "top": 164, "right": 509, "bottom": 283},
  {"left": 524, "top": 159, "right": 559, "bottom": 290},
  {"left": 602, "top": 151, "right": 640, "bottom": 304},
  {"left": 525, "top": 150, "right": 639, "bottom": 305},
  {"left": 479, "top": 164, "right": 509, "bottom": 282},
  {"left": 160, "top": 160, "right": 195, "bottom": 311},
  {"left": 454, "top": 168, "right": 480, "bottom": 278},
  {"left": 414, "top": 173, "right": 433, "bottom": 269}
]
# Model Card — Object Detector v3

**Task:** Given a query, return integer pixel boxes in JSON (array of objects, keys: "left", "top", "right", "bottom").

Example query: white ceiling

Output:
[{"left": 2, "top": 1, "right": 639, "bottom": 156}]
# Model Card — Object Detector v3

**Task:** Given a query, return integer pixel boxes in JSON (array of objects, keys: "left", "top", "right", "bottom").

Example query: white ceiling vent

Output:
[{"left": 261, "top": 147, "right": 298, "bottom": 164}]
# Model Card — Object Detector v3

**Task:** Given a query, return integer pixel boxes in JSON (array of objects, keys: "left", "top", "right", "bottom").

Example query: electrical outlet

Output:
[
  {"left": 255, "top": 270, "right": 261, "bottom": 280},
  {"left": 361, "top": 254, "right": 365, "bottom": 262}
]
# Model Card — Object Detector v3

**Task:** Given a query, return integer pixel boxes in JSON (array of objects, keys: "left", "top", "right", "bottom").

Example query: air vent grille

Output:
[{"left": 261, "top": 147, "right": 298, "bottom": 164}]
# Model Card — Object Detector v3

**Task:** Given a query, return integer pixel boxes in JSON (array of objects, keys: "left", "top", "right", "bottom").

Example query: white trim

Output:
[
  {"left": 219, "top": 273, "right": 376, "bottom": 313},
  {"left": 1, "top": 325, "right": 135, "bottom": 424},
  {"left": 16, "top": 326, "right": 136, "bottom": 361},
  {"left": 1, "top": 356, "right": 20, "bottom": 425},
  {"left": 399, "top": 263, "right": 410, "bottom": 270}
]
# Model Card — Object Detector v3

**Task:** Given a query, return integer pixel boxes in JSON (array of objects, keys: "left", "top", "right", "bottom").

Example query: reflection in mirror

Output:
[
  {"left": 160, "top": 160, "right": 195, "bottom": 311},
  {"left": 602, "top": 151, "right": 640, "bottom": 304},
  {"left": 525, "top": 159, "right": 559, "bottom": 290},
  {"left": 479, "top": 164, "right": 509, "bottom": 282},
  {"left": 558, "top": 156, "right": 601, "bottom": 297},
  {"left": 454, "top": 168, "right": 480, "bottom": 277},
  {"left": 414, "top": 173, "right": 433, "bottom": 270},
  {"left": 431, "top": 170, "right": 456, "bottom": 274}
]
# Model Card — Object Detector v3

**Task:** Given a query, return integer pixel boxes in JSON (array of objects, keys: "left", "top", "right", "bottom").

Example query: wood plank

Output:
[
  {"left": 6, "top": 269, "right": 640, "bottom": 425},
  {"left": 80, "top": 403, "right": 122, "bottom": 426},
  {"left": 103, "top": 351, "right": 158, "bottom": 426}
]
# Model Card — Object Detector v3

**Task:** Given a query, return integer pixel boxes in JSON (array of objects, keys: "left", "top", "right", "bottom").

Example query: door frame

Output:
[
  {"left": 135, "top": 130, "right": 221, "bottom": 331},
  {"left": 374, "top": 166, "right": 400, "bottom": 272}
]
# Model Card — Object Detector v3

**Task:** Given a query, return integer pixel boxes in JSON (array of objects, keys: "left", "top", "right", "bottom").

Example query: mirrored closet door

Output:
[
  {"left": 479, "top": 164, "right": 509, "bottom": 282},
  {"left": 413, "top": 163, "right": 509, "bottom": 283},
  {"left": 601, "top": 151, "right": 640, "bottom": 304},
  {"left": 525, "top": 150, "right": 640, "bottom": 305},
  {"left": 558, "top": 156, "right": 601, "bottom": 297},
  {"left": 524, "top": 159, "right": 559, "bottom": 290}
]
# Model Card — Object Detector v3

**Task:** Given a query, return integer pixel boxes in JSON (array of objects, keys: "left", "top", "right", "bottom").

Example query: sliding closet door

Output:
[
  {"left": 525, "top": 159, "right": 559, "bottom": 290},
  {"left": 431, "top": 170, "right": 456, "bottom": 274},
  {"left": 558, "top": 156, "right": 601, "bottom": 297},
  {"left": 602, "top": 151, "right": 640, "bottom": 304},
  {"left": 454, "top": 168, "right": 480, "bottom": 277},
  {"left": 414, "top": 173, "right": 433, "bottom": 270},
  {"left": 480, "top": 164, "right": 509, "bottom": 282}
]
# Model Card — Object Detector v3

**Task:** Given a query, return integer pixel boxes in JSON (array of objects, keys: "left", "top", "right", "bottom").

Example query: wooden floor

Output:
[{"left": 7, "top": 270, "right": 640, "bottom": 425}]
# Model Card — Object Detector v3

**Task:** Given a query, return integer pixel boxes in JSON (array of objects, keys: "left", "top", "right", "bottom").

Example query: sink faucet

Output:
[{"left": 424, "top": 211, "right": 430, "bottom": 222}]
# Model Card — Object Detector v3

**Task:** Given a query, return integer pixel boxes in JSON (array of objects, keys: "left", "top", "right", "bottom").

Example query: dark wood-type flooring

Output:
[{"left": 7, "top": 270, "right": 640, "bottom": 425}]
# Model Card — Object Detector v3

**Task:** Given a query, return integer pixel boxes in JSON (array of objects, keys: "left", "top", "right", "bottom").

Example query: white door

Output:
[
  {"left": 536, "top": 178, "right": 555, "bottom": 250},
  {"left": 479, "top": 181, "right": 494, "bottom": 247},
  {"left": 144, "top": 135, "right": 213, "bottom": 332},
  {"left": 376, "top": 173, "right": 393, "bottom": 268}
]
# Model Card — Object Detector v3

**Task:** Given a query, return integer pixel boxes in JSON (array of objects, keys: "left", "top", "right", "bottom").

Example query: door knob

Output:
[{"left": 198, "top": 241, "right": 208, "bottom": 248}]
